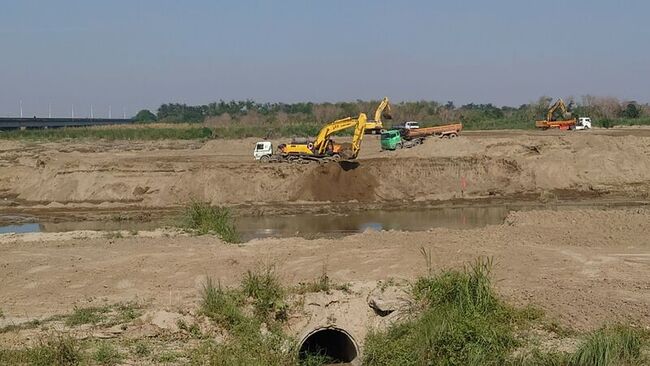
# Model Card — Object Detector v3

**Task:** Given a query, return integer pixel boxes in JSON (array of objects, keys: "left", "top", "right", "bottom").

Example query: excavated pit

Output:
[
  {"left": 291, "top": 162, "right": 378, "bottom": 202},
  {"left": 298, "top": 327, "right": 359, "bottom": 363}
]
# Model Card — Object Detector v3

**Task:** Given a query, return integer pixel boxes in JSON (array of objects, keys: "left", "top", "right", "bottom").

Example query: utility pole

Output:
[
  {"left": 109, "top": 105, "right": 112, "bottom": 119},
  {"left": 123, "top": 108, "right": 126, "bottom": 119},
  {"left": 48, "top": 103, "right": 52, "bottom": 118},
  {"left": 72, "top": 104, "right": 75, "bottom": 119},
  {"left": 90, "top": 105, "right": 94, "bottom": 119},
  {"left": 20, "top": 100, "right": 23, "bottom": 118}
]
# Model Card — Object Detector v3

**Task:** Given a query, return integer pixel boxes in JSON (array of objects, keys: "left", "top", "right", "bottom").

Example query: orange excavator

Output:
[{"left": 535, "top": 98, "right": 576, "bottom": 130}]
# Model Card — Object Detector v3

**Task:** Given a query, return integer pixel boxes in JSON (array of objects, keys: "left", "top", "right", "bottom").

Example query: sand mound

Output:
[{"left": 2, "top": 131, "right": 650, "bottom": 208}]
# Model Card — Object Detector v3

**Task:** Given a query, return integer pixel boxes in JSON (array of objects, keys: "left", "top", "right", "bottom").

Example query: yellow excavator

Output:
[
  {"left": 254, "top": 113, "right": 368, "bottom": 163},
  {"left": 365, "top": 97, "right": 392, "bottom": 134}
]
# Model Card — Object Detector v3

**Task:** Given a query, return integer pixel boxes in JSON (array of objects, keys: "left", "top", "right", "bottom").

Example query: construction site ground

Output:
[{"left": 1, "top": 127, "right": 650, "bottom": 356}]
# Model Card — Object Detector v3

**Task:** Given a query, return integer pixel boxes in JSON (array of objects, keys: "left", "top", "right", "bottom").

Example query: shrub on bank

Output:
[
  {"left": 180, "top": 200, "right": 240, "bottom": 243},
  {"left": 0, "top": 335, "right": 81, "bottom": 365},
  {"left": 364, "top": 258, "right": 519, "bottom": 365},
  {"left": 0, "top": 126, "right": 213, "bottom": 140},
  {"left": 363, "top": 257, "right": 650, "bottom": 366}
]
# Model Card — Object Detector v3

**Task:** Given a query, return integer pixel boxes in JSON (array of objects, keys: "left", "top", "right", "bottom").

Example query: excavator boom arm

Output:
[
  {"left": 313, "top": 117, "right": 358, "bottom": 154},
  {"left": 312, "top": 113, "right": 368, "bottom": 158},
  {"left": 373, "top": 97, "right": 391, "bottom": 125},
  {"left": 546, "top": 98, "right": 569, "bottom": 121},
  {"left": 350, "top": 113, "right": 368, "bottom": 159}
]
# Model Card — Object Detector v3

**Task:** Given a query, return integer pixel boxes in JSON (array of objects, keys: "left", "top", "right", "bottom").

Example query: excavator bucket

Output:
[{"left": 382, "top": 112, "right": 393, "bottom": 120}]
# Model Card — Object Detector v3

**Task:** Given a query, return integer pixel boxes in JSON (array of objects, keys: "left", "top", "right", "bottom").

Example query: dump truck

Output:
[
  {"left": 254, "top": 113, "right": 368, "bottom": 163},
  {"left": 380, "top": 129, "right": 424, "bottom": 150},
  {"left": 535, "top": 98, "right": 592, "bottom": 130},
  {"left": 380, "top": 123, "right": 463, "bottom": 150},
  {"left": 536, "top": 117, "right": 592, "bottom": 130}
]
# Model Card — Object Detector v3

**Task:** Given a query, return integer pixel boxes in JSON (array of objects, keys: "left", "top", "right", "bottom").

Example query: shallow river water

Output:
[{"left": 1, "top": 201, "right": 646, "bottom": 241}]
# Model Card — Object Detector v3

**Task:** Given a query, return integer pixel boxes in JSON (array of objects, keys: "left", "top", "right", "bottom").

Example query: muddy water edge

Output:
[{"left": 1, "top": 198, "right": 648, "bottom": 241}]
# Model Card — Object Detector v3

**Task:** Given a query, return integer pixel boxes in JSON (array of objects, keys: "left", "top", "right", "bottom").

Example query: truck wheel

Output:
[
  {"left": 260, "top": 155, "right": 270, "bottom": 163},
  {"left": 449, "top": 133, "right": 457, "bottom": 138},
  {"left": 397, "top": 142, "right": 404, "bottom": 149}
]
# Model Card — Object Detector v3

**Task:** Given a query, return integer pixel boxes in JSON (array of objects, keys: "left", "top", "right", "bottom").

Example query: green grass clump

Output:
[
  {"left": 509, "top": 348, "right": 569, "bottom": 366},
  {"left": 113, "top": 302, "right": 142, "bottom": 324},
  {"left": 132, "top": 340, "right": 151, "bottom": 357},
  {"left": 293, "top": 272, "right": 351, "bottom": 295},
  {"left": 193, "top": 274, "right": 297, "bottom": 366},
  {"left": 93, "top": 342, "right": 122, "bottom": 365},
  {"left": 0, "top": 315, "right": 71, "bottom": 334},
  {"left": 570, "top": 325, "right": 644, "bottom": 366},
  {"left": 201, "top": 267, "right": 287, "bottom": 328},
  {"left": 211, "top": 122, "right": 324, "bottom": 140},
  {"left": 177, "top": 318, "right": 205, "bottom": 338},
  {"left": 200, "top": 277, "right": 247, "bottom": 331},
  {"left": 242, "top": 266, "right": 287, "bottom": 321},
  {"left": 510, "top": 324, "right": 648, "bottom": 366},
  {"left": 0, "top": 335, "right": 81, "bottom": 366},
  {"left": 294, "top": 273, "right": 333, "bottom": 294},
  {"left": 363, "top": 256, "right": 649, "bottom": 366},
  {"left": 0, "top": 126, "right": 213, "bottom": 141},
  {"left": 65, "top": 306, "right": 109, "bottom": 326},
  {"left": 411, "top": 257, "right": 499, "bottom": 314},
  {"left": 363, "top": 258, "right": 520, "bottom": 366},
  {"left": 156, "top": 350, "right": 180, "bottom": 363},
  {"left": 188, "top": 336, "right": 297, "bottom": 366},
  {"left": 181, "top": 200, "right": 240, "bottom": 243},
  {"left": 599, "top": 116, "right": 650, "bottom": 128}
]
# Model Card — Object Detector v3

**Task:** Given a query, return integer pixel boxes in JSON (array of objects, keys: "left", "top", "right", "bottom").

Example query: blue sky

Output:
[{"left": 1, "top": 0, "right": 648, "bottom": 117}]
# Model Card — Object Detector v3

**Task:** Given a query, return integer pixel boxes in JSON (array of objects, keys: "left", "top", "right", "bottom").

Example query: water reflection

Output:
[
  {"left": 0, "top": 223, "right": 42, "bottom": 234},
  {"left": 234, "top": 206, "right": 509, "bottom": 241},
  {"left": 0, "top": 206, "right": 509, "bottom": 241}
]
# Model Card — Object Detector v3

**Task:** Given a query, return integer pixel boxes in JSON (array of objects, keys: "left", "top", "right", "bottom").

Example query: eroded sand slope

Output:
[{"left": 1, "top": 131, "right": 650, "bottom": 209}]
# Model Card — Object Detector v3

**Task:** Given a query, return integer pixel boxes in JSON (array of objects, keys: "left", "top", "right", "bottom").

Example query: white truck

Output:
[
  {"left": 572, "top": 117, "right": 592, "bottom": 130},
  {"left": 403, "top": 121, "right": 420, "bottom": 129},
  {"left": 253, "top": 141, "right": 274, "bottom": 161}
]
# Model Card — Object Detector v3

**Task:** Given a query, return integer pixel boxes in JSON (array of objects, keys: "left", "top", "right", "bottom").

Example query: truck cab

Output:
[
  {"left": 380, "top": 130, "right": 403, "bottom": 150},
  {"left": 575, "top": 117, "right": 592, "bottom": 130},
  {"left": 404, "top": 121, "right": 420, "bottom": 129},
  {"left": 254, "top": 141, "right": 273, "bottom": 161}
]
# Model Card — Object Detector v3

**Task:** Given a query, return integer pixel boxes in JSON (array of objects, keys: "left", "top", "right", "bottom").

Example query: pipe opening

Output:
[{"left": 299, "top": 327, "right": 358, "bottom": 363}]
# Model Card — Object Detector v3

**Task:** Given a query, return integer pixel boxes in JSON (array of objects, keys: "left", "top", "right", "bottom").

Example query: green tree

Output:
[
  {"left": 623, "top": 103, "right": 641, "bottom": 119},
  {"left": 134, "top": 109, "right": 157, "bottom": 122}
]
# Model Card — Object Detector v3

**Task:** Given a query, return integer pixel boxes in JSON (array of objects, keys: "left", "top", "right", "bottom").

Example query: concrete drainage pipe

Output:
[{"left": 298, "top": 326, "right": 359, "bottom": 364}]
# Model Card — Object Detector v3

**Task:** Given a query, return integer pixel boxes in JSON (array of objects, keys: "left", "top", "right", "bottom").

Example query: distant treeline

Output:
[{"left": 135, "top": 96, "right": 650, "bottom": 130}]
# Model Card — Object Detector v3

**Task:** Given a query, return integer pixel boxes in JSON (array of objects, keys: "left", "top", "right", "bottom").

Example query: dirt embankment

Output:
[{"left": 1, "top": 131, "right": 650, "bottom": 210}]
